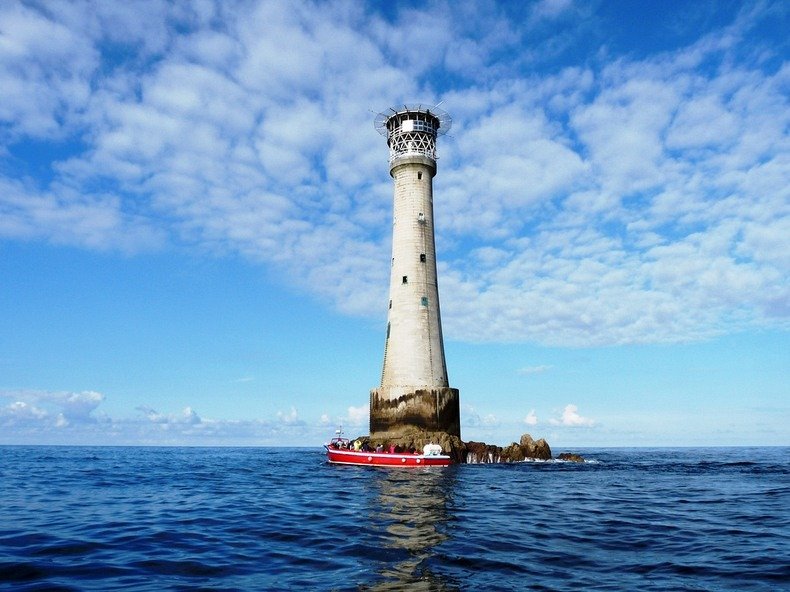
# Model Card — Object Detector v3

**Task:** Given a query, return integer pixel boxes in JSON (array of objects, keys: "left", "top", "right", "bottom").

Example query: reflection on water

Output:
[
  {"left": 4, "top": 448, "right": 785, "bottom": 591},
  {"left": 363, "top": 467, "right": 459, "bottom": 591}
]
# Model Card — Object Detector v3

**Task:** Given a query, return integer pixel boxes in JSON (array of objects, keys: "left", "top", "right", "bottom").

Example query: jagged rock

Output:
[
  {"left": 557, "top": 452, "right": 585, "bottom": 463},
  {"left": 501, "top": 442, "right": 525, "bottom": 462},
  {"left": 519, "top": 434, "right": 535, "bottom": 449},
  {"left": 515, "top": 433, "right": 550, "bottom": 460},
  {"left": 366, "top": 428, "right": 466, "bottom": 463},
  {"left": 357, "top": 430, "right": 551, "bottom": 464},
  {"left": 464, "top": 441, "right": 501, "bottom": 464},
  {"left": 532, "top": 438, "right": 552, "bottom": 460},
  {"left": 489, "top": 435, "right": 549, "bottom": 462},
  {"left": 462, "top": 433, "right": 552, "bottom": 463}
]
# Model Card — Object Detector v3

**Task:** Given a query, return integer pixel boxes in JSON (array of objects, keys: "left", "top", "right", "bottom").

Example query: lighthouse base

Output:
[{"left": 369, "top": 386, "right": 460, "bottom": 438}]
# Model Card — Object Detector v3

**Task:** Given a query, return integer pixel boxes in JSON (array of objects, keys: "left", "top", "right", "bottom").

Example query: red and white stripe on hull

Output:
[{"left": 324, "top": 446, "right": 451, "bottom": 467}]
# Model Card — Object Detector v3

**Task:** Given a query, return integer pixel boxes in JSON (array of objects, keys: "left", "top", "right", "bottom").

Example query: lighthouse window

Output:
[
  {"left": 421, "top": 296, "right": 429, "bottom": 306},
  {"left": 402, "top": 276, "right": 408, "bottom": 284},
  {"left": 389, "top": 300, "right": 392, "bottom": 309},
  {"left": 420, "top": 253, "right": 426, "bottom": 262},
  {"left": 417, "top": 171, "right": 423, "bottom": 180},
  {"left": 412, "top": 120, "right": 435, "bottom": 133}
]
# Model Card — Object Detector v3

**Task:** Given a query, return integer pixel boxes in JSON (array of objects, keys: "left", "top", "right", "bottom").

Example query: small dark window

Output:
[
  {"left": 417, "top": 171, "right": 423, "bottom": 180},
  {"left": 421, "top": 296, "right": 429, "bottom": 306},
  {"left": 402, "top": 276, "right": 408, "bottom": 284},
  {"left": 388, "top": 300, "right": 392, "bottom": 309},
  {"left": 386, "top": 323, "right": 390, "bottom": 339},
  {"left": 420, "top": 253, "right": 426, "bottom": 262}
]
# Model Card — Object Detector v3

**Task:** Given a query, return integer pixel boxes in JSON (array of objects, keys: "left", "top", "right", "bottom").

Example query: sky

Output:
[{"left": 1, "top": 0, "right": 788, "bottom": 448}]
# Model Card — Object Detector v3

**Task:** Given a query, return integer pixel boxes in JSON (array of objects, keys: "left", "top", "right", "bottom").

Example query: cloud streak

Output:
[
  {"left": 0, "top": 390, "right": 329, "bottom": 446},
  {"left": 1, "top": 0, "right": 787, "bottom": 347}
]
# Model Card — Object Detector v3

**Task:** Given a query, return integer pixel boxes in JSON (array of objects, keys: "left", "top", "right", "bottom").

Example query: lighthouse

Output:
[{"left": 370, "top": 104, "right": 460, "bottom": 439}]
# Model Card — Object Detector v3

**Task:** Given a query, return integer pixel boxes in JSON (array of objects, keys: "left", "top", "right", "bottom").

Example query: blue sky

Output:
[{"left": 1, "top": 0, "right": 787, "bottom": 447}]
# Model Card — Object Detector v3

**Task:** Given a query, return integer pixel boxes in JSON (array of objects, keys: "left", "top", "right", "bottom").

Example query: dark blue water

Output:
[{"left": 0, "top": 447, "right": 787, "bottom": 591}]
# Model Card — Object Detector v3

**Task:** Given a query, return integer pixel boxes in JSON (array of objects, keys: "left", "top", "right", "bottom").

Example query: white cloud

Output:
[
  {"left": 1, "top": 0, "right": 787, "bottom": 347},
  {"left": 60, "top": 390, "right": 104, "bottom": 420},
  {"left": 531, "top": 0, "right": 575, "bottom": 21},
  {"left": 464, "top": 412, "right": 500, "bottom": 429},
  {"left": 550, "top": 404, "right": 595, "bottom": 427},
  {"left": 0, "top": 389, "right": 344, "bottom": 445},
  {"left": 371, "top": 4, "right": 453, "bottom": 77},
  {"left": 3, "top": 400, "right": 47, "bottom": 421},
  {"left": 276, "top": 406, "right": 303, "bottom": 426},
  {"left": 0, "top": 177, "right": 165, "bottom": 252},
  {"left": 345, "top": 404, "right": 368, "bottom": 427},
  {"left": 483, "top": 414, "right": 499, "bottom": 426},
  {"left": 136, "top": 405, "right": 202, "bottom": 425},
  {"left": 437, "top": 15, "right": 789, "bottom": 346},
  {"left": 524, "top": 410, "right": 538, "bottom": 425},
  {"left": 0, "top": 2, "right": 96, "bottom": 138},
  {"left": 0, "top": 390, "right": 105, "bottom": 427}
]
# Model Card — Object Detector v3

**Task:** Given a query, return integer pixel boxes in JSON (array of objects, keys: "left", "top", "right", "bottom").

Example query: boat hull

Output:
[{"left": 324, "top": 446, "right": 451, "bottom": 467}]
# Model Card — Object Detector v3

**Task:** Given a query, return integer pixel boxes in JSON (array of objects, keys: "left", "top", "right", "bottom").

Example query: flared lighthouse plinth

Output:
[{"left": 370, "top": 386, "right": 460, "bottom": 437}]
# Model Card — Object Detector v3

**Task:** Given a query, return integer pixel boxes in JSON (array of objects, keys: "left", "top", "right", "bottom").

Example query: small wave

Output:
[
  {"left": 519, "top": 457, "right": 603, "bottom": 464},
  {"left": 2, "top": 445, "right": 786, "bottom": 591}
]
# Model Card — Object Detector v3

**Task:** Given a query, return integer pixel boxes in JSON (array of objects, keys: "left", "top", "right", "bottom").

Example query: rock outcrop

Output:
[
  {"left": 355, "top": 430, "right": 553, "bottom": 464},
  {"left": 557, "top": 452, "right": 585, "bottom": 463},
  {"left": 464, "top": 433, "right": 552, "bottom": 464},
  {"left": 464, "top": 441, "right": 502, "bottom": 464},
  {"left": 363, "top": 427, "right": 466, "bottom": 463}
]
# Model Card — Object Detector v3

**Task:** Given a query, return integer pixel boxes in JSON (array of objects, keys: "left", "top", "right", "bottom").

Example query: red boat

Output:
[{"left": 324, "top": 431, "right": 451, "bottom": 467}]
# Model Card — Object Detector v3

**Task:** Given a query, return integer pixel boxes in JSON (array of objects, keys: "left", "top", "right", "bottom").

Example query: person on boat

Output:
[
  {"left": 375, "top": 444, "right": 384, "bottom": 453},
  {"left": 353, "top": 439, "right": 361, "bottom": 451},
  {"left": 388, "top": 444, "right": 396, "bottom": 454}
]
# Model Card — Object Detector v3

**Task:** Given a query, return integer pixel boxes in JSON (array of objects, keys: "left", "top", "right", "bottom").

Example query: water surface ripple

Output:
[{"left": 0, "top": 446, "right": 787, "bottom": 591}]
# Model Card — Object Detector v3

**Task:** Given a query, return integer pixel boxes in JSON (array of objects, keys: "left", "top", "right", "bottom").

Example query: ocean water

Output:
[{"left": 0, "top": 446, "right": 787, "bottom": 591}]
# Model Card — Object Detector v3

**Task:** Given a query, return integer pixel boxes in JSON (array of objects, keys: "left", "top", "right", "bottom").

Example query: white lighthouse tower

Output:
[{"left": 370, "top": 104, "right": 460, "bottom": 438}]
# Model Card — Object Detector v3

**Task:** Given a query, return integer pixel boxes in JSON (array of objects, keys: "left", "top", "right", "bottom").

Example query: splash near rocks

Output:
[
  {"left": 464, "top": 433, "right": 553, "bottom": 464},
  {"left": 557, "top": 452, "right": 586, "bottom": 463}
]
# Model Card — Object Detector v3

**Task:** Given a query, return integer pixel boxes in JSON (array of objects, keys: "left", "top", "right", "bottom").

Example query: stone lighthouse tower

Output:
[{"left": 370, "top": 104, "right": 460, "bottom": 439}]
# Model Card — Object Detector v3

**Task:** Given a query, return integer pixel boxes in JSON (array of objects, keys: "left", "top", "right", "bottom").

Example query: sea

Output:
[{"left": 0, "top": 446, "right": 787, "bottom": 591}]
